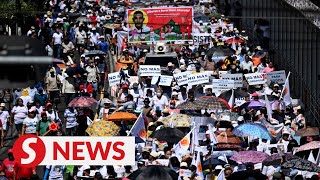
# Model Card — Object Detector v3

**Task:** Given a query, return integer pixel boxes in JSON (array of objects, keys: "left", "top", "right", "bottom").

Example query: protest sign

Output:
[
  {"left": 244, "top": 73, "right": 266, "bottom": 85},
  {"left": 187, "top": 72, "right": 209, "bottom": 86},
  {"left": 218, "top": 71, "right": 228, "bottom": 78},
  {"left": 179, "top": 169, "right": 192, "bottom": 177},
  {"left": 127, "top": 7, "right": 193, "bottom": 42},
  {"left": 128, "top": 76, "right": 139, "bottom": 83},
  {"left": 212, "top": 79, "right": 235, "bottom": 90},
  {"left": 221, "top": 73, "right": 243, "bottom": 88},
  {"left": 193, "top": 33, "right": 212, "bottom": 45},
  {"left": 266, "top": 70, "right": 286, "bottom": 84},
  {"left": 159, "top": 76, "right": 173, "bottom": 86},
  {"left": 151, "top": 76, "right": 159, "bottom": 85},
  {"left": 139, "top": 65, "right": 161, "bottom": 76},
  {"left": 174, "top": 71, "right": 191, "bottom": 86},
  {"left": 235, "top": 97, "right": 247, "bottom": 107},
  {"left": 108, "top": 72, "right": 121, "bottom": 86}
]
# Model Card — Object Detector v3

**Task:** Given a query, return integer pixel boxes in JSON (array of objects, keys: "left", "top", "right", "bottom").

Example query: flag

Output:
[
  {"left": 217, "top": 168, "right": 225, "bottom": 180},
  {"left": 228, "top": 89, "right": 234, "bottom": 108},
  {"left": 281, "top": 72, "right": 292, "bottom": 106},
  {"left": 231, "top": 38, "right": 237, "bottom": 51},
  {"left": 264, "top": 123, "right": 284, "bottom": 140},
  {"left": 195, "top": 150, "right": 204, "bottom": 179},
  {"left": 173, "top": 129, "right": 193, "bottom": 159},
  {"left": 128, "top": 112, "right": 146, "bottom": 141},
  {"left": 308, "top": 150, "right": 316, "bottom": 164},
  {"left": 264, "top": 92, "right": 273, "bottom": 120},
  {"left": 208, "top": 124, "right": 218, "bottom": 145},
  {"left": 191, "top": 125, "right": 199, "bottom": 154}
]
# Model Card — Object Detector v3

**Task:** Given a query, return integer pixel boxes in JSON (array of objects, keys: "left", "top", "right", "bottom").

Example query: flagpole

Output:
[
  {"left": 127, "top": 112, "right": 142, "bottom": 136},
  {"left": 279, "top": 71, "right": 291, "bottom": 99}
]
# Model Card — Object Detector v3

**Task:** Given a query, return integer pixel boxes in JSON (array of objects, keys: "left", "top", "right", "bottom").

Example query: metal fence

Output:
[{"left": 228, "top": 0, "right": 320, "bottom": 125}]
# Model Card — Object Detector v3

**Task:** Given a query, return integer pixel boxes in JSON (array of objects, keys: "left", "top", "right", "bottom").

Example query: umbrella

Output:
[
  {"left": 233, "top": 123, "right": 273, "bottom": 140},
  {"left": 107, "top": 112, "right": 137, "bottom": 121},
  {"left": 84, "top": 50, "right": 106, "bottom": 56},
  {"left": 128, "top": 165, "right": 177, "bottom": 180},
  {"left": 219, "top": 89, "right": 249, "bottom": 103},
  {"left": 150, "top": 127, "right": 184, "bottom": 144},
  {"left": 193, "top": 96, "right": 230, "bottom": 110},
  {"left": 215, "top": 131, "right": 242, "bottom": 144},
  {"left": 225, "top": 37, "right": 245, "bottom": 44},
  {"left": 176, "top": 101, "right": 199, "bottom": 110},
  {"left": 293, "top": 141, "right": 320, "bottom": 153},
  {"left": 295, "top": 127, "right": 319, "bottom": 137},
  {"left": 76, "top": 16, "right": 92, "bottom": 23},
  {"left": 247, "top": 100, "right": 265, "bottom": 109},
  {"left": 281, "top": 158, "right": 320, "bottom": 172},
  {"left": 160, "top": 113, "right": 192, "bottom": 127},
  {"left": 68, "top": 96, "right": 98, "bottom": 107},
  {"left": 65, "top": 66, "right": 87, "bottom": 75},
  {"left": 230, "top": 151, "right": 269, "bottom": 164},
  {"left": 262, "top": 153, "right": 300, "bottom": 166},
  {"left": 206, "top": 46, "right": 235, "bottom": 57},
  {"left": 86, "top": 120, "right": 120, "bottom": 136}
]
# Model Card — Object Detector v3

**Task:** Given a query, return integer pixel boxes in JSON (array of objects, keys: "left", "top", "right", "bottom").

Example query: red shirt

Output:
[
  {"left": 14, "top": 163, "right": 35, "bottom": 179},
  {"left": 1, "top": 158, "right": 16, "bottom": 179}
]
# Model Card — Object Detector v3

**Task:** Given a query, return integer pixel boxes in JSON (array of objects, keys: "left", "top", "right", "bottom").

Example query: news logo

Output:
[{"left": 12, "top": 135, "right": 135, "bottom": 167}]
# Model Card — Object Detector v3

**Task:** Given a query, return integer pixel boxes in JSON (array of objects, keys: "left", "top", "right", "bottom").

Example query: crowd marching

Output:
[{"left": 0, "top": 0, "right": 319, "bottom": 180}]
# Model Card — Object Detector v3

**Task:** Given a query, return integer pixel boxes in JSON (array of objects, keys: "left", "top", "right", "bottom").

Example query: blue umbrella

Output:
[{"left": 233, "top": 123, "right": 273, "bottom": 140}]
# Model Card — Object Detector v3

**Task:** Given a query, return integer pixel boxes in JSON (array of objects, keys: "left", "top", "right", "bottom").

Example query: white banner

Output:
[
  {"left": 266, "top": 70, "right": 286, "bottom": 84},
  {"left": 151, "top": 76, "right": 159, "bottom": 85},
  {"left": 187, "top": 72, "right": 209, "bottom": 86},
  {"left": 244, "top": 73, "right": 266, "bottom": 85},
  {"left": 159, "top": 76, "right": 173, "bottom": 86},
  {"left": 221, "top": 73, "right": 243, "bottom": 88},
  {"left": 212, "top": 79, "right": 235, "bottom": 90},
  {"left": 193, "top": 33, "right": 212, "bottom": 45},
  {"left": 139, "top": 65, "right": 161, "bottom": 76},
  {"left": 179, "top": 169, "right": 192, "bottom": 177},
  {"left": 174, "top": 71, "right": 191, "bottom": 86},
  {"left": 108, "top": 72, "right": 121, "bottom": 86}
]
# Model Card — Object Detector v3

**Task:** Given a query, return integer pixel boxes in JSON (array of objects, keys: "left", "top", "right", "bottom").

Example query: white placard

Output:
[
  {"left": 155, "top": 159, "right": 170, "bottom": 166},
  {"left": 221, "top": 73, "right": 243, "bottom": 88},
  {"left": 187, "top": 72, "right": 209, "bottom": 86},
  {"left": 151, "top": 76, "right": 159, "bottom": 85},
  {"left": 128, "top": 76, "right": 139, "bottom": 83},
  {"left": 218, "top": 71, "right": 228, "bottom": 78},
  {"left": 139, "top": 65, "right": 161, "bottom": 76},
  {"left": 212, "top": 79, "right": 235, "bottom": 90},
  {"left": 108, "top": 72, "right": 121, "bottom": 86},
  {"left": 235, "top": 97, "right": 246, "bottom": 107},
  {"left": 266, "top": 70, "right": 286, "bottom": 84},
  {"left": 174, "top": 71, "right": 191, "bottom": 86},
  {"left": 179, "top": 169, "right": 192, "bottom": 177},
  {"left": 193, "top": 33, "right": 212, "bottom": 45},
  {"left": 159, "top": 76, "right": 173, "bottom": 86},
  {"left": 244, "top": 73, "right": 266, "bottom": 85}
]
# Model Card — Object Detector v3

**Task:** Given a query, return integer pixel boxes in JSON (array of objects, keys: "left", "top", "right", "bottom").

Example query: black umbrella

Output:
[
  {"left": 219, "top": 89, "right": 249, "bottom": 102},
  {"left": 128, "top": 166, "right": 178, "bottom": 180},
  {"left": 150, "top": 127, "right": 185, "bottom": 144},
  {"left": 206, "top": 46, "right": 235, "bottom": 57},
  {"left": 65, "top": 65, "right": 86, "bottom": 76}
]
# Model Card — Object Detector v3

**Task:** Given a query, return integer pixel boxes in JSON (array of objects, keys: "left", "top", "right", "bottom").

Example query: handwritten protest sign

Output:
[
  {"left": 244, "top": 73, "right": 266, "bottom": 85},
  {"left": 159, "top": 76, "right": 173, "bottom": 86},
  {"left": 108, "top": 72, "right": 121, "bottom": 86},
  {"left": 212, "top": 79, "right": 235, "bottom": 90},
  {"left": 266, "top": 70, "right": 286, "bottom": 84},
  {"left": 139, "top": 65, "right": 161, "bottom": 76},
  {"left": 221, "top": 73, "right": 243, "bottom": 88}
]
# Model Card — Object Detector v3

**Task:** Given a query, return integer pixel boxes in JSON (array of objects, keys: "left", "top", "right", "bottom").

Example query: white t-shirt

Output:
[
  {"left": 76, "top": 31, "right": 87, "bottom": 44},
  {"left": 20, "top": 96, "right": 32, "bottom": 106},
  {"left": 23, "top": 116, "right": 39, "bottom": 134},
  {"left": 0, "top": 111, "right": 10, "bottom": 130},
  {"left": 11, "top": 105, "right": 28, "bottom": 124},
  {"left": 46, "top": 165, "right": 65, "bottom": 180},
  {"left": 152, "top": 95, "right": 169, "bottom": 111},
  {"left": 52, "top": 32, "right": 63, "bottom": 45},
  {"left": 46, "top": 111, "right": 60, "bottom": 122},
  {"left": 90, "top": 32, "right": 100, "bottom": 45},
  {"left": 86, "top": 66, "right": 99, "bottom": 82}
]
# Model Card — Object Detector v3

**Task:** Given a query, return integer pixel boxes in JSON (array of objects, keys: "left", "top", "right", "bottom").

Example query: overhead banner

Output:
[
  {"left": 193, "top": 33, "right": 212, "bottom": 45},
  {"left": 221, "top": 73, "right": 243, "bottom": 88},
  {"left": 266, "top": 70, "right": 286, "bottom": 84},
  {"left": 187, "top": 72, "right": 209, "bottom": 86},
  {"left": 212, "top": 79, "right": 235, "bottom": 90},
  {"left": 159, "top": 76, "right": 173, "bottom": 86},
  {"left": 127, "top": 7, "right": 193, "bottom": 43},
  {"left": 174, "top": 71, "right": 191, "bottom": 86},
  {"left": 244, "top": 73, "right": 266, "bottom": 85},
  {"left": 139, "top": 65, "right": 161, "bottom": 76}
]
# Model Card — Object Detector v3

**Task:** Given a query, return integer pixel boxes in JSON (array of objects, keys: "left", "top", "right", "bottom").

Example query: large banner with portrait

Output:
[{"left": 127, "top": 7, "right": 193, "bottom": 43}]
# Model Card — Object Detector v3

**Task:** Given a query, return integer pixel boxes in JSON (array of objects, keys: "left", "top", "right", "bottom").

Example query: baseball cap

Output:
[
  {"left": 150, "top": 151, "right": 158, "bottom": 158},
  {"left": 46, "top": 102, "right": 52, "bottom": 107}
]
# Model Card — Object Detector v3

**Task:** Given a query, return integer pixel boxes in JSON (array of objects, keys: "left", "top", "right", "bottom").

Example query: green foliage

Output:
[{"left": 0, "top": 0, "right": 36, "bottom": 18}]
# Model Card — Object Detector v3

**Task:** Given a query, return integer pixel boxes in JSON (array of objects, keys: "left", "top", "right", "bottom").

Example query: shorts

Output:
[{"left": 15, "top": 124, "right": 23, "bottom": 132}]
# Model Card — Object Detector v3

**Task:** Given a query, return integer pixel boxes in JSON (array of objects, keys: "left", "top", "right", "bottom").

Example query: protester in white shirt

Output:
[
  {"left": 22, "top": 107, "right": 39, "bottom": 135},
  {"left": 240, "top": 55, "right": 254, "bottom": 72}
]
